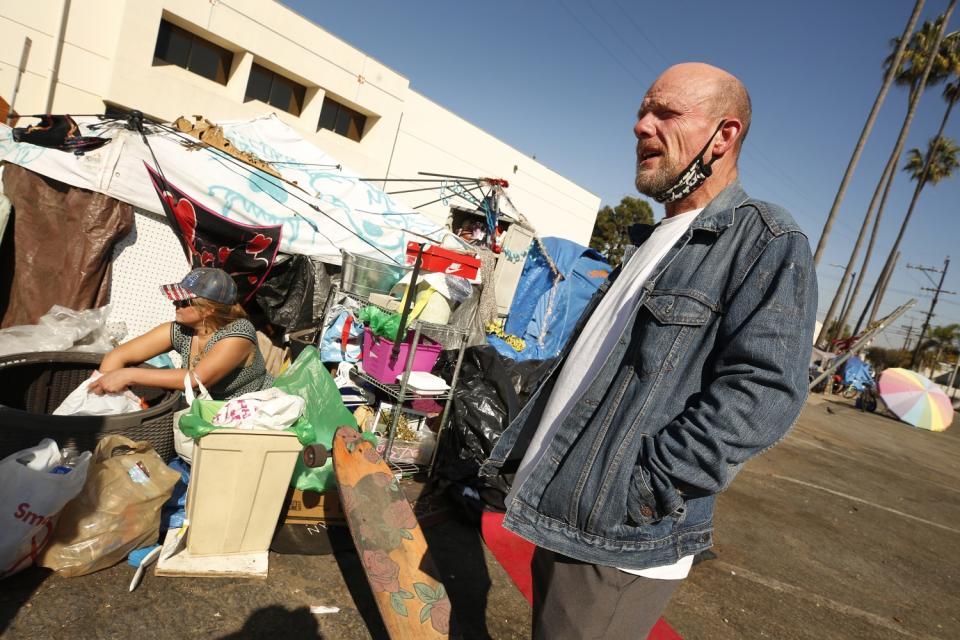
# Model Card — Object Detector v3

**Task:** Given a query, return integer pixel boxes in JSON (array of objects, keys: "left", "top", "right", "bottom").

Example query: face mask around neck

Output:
[{"left": 652, "top": 120, "right": 726, "bottom": 204}]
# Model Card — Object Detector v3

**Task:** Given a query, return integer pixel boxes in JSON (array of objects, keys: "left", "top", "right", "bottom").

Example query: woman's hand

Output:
[{"left": 88, "top": 369, "right": 137, "bottom": 395}]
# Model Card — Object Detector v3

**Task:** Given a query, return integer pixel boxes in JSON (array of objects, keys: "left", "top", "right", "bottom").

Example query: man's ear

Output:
[{"left": 713, "top": 119, "right": 743, "bottom": 157}]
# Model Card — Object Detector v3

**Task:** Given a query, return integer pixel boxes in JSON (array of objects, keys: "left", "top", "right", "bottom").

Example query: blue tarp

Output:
[
  {"left": 842, "top": 356, "right": 874, "bottom": 390},
  {"left": 490, "top": 237, "right": 609, "bottom": 361}
]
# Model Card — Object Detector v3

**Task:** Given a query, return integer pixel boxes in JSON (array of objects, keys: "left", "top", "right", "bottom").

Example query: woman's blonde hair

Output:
[{"left": 191, "top": 297, "right": 247, "bottom": 330}]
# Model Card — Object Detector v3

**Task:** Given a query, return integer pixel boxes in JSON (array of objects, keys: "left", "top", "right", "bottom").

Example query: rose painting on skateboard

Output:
[{"left": 332, "top": 427, "right": 453, "bottom": 638}]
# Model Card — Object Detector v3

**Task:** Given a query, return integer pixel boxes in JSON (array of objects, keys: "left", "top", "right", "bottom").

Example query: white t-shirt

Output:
[{"left": 507, "top": 208, "right": 702, "bottom": 580}]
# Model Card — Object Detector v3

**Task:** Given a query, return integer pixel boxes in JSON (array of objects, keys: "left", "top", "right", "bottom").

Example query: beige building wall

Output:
[{"left": 0, "top": 0, "right": 599, "bottom": 243}]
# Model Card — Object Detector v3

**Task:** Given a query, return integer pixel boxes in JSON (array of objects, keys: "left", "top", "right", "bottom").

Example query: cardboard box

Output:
[{"left": 282, "top": 488, "right": 346, "bottom": 526}]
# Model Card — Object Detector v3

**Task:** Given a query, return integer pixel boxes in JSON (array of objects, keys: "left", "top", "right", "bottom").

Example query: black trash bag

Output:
[
  {"left": 433, "top": 346, "right": 555, "bottom": 513},
  {"left": 253, "top": 254, "right": 316, "bottom": 335}
]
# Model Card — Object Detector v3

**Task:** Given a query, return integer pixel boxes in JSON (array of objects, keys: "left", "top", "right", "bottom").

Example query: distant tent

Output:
[{"left": 842, "top": 356, "right": 874, "bottom": 388}]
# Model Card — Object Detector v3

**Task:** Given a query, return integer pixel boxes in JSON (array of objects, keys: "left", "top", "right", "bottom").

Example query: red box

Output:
[{"left": 405, "top": 242, "right": 480, "bottom": 279}]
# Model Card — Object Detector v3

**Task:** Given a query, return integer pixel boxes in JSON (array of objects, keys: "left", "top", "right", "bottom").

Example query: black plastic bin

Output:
[{"left": 0, "top": 352, "right": 181, "bottom": 461}]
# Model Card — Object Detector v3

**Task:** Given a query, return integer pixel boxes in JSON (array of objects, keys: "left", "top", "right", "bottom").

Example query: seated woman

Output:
[{"left": 89, "top": 268, "right": 273, "bottom": 400}]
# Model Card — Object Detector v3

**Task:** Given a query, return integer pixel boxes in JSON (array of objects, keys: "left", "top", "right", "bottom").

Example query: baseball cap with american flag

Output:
[{"left": 161, "top": 268, "right": 238, "bottom": 305}]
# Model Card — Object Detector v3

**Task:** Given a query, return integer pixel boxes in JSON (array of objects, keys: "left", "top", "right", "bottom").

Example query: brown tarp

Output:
[{"left": 0, "top": 163, "right": 134, "bottom": 327}]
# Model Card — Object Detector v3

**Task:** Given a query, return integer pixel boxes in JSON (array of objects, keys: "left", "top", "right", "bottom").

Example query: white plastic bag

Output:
[
  {"left": 0, "top": 305, "right": 125, "bottom": 357},
  {"left": 0, "top": 439, "right": 92, "bottom": 578},
  {"left": 211, "top": 388, "right": 305, "bottom": 430},
  {"left": 173, "top": 372, "right": 212, "bottom": 465},
  {"left": 52, "top": 371, "right": 142, "bottom": 416}
]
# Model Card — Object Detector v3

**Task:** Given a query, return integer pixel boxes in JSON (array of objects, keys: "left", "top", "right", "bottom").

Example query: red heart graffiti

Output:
[
  {"left": 246, "top": 233, "right": 272, "bottom": 256},
  {"left": 165, "top": 193, "right": 198, "bottom": 256}
]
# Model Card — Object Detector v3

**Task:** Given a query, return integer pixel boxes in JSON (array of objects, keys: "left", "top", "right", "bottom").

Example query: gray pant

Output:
[{"left": 531, "top": 547, "right": 682, "bottom": 639}]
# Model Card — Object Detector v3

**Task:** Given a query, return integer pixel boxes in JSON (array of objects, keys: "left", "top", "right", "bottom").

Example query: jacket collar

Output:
[{"left": 627, "top": 179, "right": 749, "bottom": 244}]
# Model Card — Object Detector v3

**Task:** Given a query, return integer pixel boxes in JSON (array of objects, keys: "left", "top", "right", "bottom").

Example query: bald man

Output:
[{"left": 482, "top": 63, "right": 817, "bottom": 638}]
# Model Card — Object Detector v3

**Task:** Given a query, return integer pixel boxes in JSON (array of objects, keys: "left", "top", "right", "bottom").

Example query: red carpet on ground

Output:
[{"left": 481, "top": 511, "right": 682, "bottom": 640}]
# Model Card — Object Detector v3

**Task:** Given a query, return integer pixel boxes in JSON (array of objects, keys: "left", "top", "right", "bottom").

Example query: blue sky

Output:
[{"left": 283, "top": 0, "right": 960, "bottom": 347}]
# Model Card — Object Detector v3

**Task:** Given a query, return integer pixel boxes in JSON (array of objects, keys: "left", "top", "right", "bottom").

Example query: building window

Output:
[
  {"left": 154, "top": 19, "right": 233, "bottom": 85},
  {"left": 318, "top": 97, "right": 367, "bottom": 142},
  {"left": 244, "top": 63, "right": 306, "bottom": 116}
]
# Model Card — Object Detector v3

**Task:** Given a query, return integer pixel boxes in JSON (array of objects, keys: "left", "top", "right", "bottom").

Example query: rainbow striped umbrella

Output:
[{"left": 878, "top": 368, "right": 954, "bottom": 432}]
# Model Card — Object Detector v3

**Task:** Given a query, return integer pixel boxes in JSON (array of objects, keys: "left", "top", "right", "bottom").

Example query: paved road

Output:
[
  {"left": 3, "top": 394, "right": 956, "bottom": 639},
  {"left": 0, "top": 504, "right": 531, "bottom": 639},
  {"left": 666, "top": 395, "right": 960, "bottom": 639}
]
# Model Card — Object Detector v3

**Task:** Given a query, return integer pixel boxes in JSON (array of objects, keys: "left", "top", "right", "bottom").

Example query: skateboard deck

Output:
[{"left": 331, "top": 427, "right": 452, "bottom": 638}]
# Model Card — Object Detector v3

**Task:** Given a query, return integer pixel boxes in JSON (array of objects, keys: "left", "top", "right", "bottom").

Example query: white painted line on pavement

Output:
[
  {"left": 746, "top": 471, "right": 960, "bottom": 536},
  {"left": 710, "top": 561, "right": 938, "bottom": 640},
  {"left": 784, "top": 434, "right": 863, "bottom": 462},
  {"left": 783, "top": 436, "right": 960, "bottom": 497}
]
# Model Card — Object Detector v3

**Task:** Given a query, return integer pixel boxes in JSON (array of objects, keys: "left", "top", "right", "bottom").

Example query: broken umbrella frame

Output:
[{"left": 361, "top": 171, "right": 509, "bottom": 248}]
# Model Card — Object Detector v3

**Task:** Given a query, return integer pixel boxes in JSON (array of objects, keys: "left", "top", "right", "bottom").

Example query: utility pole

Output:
[
  {"left": 901, "top": 318, "right": 917, "bottom": 352},
  {"left": 909, "top": 258, "right": 956, "bottom": 370}
]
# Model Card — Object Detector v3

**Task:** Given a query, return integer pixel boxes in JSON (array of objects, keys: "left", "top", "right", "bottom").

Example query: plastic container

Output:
[
  {"left": 361, "top": 327, "right": 443, "bottom": 384},
  {"left": 376, "top": 432, "right": 437, "bottom": 466},
  {"left": 185, "top": 428, "right": 302, "bottom": 556},
  {"left": 340, "top": 251, "right": 409, "bottom": 299},
  {"left": 405, "top": 242, "right": 480, "bottom": 279},
  {"left": 0, "top": 352, "right": 181, "bottom": 461}
]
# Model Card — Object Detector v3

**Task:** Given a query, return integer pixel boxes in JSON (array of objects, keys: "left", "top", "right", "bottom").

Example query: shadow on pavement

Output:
[
  {"left": 217, "top": 604, "right": 323, "bottom": 639},
  {"left": 330, "top": 526, "right": 390, "bottom": 640},
  {"left": 0, "top": 566, "right": 53, "bottom": 635},
  {"left": 422, "top": 513, "right": 493, "bottom": 640}
]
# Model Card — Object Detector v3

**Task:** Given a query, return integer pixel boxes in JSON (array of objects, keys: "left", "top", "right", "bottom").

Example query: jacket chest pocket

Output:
[{"left": 633, "top": 292, "right": 714, "bottom": 376}]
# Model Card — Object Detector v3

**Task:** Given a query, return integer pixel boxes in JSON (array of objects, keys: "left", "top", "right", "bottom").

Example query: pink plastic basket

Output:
[{"left": 361, "top": 327, "right": 443, "bottom": 384}]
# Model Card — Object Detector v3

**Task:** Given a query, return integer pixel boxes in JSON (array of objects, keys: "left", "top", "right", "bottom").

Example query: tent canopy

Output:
[{"left": 0, "top": 114, "right": 463, "bottom": 265}]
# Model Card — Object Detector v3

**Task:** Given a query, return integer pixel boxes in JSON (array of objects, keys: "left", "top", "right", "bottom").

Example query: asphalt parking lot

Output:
[{"left": 666, "top": 394, "right": 960, "bottom": 639}]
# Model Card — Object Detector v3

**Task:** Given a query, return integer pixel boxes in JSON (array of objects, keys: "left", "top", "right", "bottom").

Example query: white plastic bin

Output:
[{"left": 185, "top": 428, "right": 302, "bottom": 556}]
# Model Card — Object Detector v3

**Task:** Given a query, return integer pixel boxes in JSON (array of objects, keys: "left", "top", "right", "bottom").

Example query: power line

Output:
[
  {"left": 557, "top": 0, "right": 648, "bottom": 85},
  {"left": 611, "top": 0, "right": 671, "bottom": 68},
  {"left": 584, "top": 1, "right": 661, "bottom": 77}
]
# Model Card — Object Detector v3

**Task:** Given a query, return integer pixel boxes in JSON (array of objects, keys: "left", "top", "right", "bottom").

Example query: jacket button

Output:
[{"left": 640, "top": 505, "right": 654, "bottom": 518}]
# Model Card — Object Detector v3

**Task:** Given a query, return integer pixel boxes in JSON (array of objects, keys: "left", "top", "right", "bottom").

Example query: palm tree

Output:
[
  {"left": 841, "top": 22, "right": 960, "bottom": 332},
  {"left": 886, "top": 19, "right": 957, "bottom": 98},
  {"left": 859, "top": 77, "right": 960, "bottom": 330},
  {"left": 818, "top": 10, "right": 957, "bottom": 348},
  {"left": 812, "top": 0, "right": 925, "bottom": 267},
  {"left": 916, "top": 323, "right": 960, "bottom": 377},
  {"left": 905, "top": 136, "right": 960, "bottom": 184}
]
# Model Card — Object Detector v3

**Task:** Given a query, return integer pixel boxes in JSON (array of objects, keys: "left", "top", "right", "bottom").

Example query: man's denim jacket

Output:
[{"left": 480, "top": 181, "right": 817, "bottom": 570}]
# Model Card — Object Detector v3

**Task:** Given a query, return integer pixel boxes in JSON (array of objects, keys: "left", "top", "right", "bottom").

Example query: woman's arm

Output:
[
  {"left": 191, "top": 336, "right": 255, "bottom": 389},
  {"left": 89, "top": 335, "right": 254, "bottom": 395},
  {"left": 99, "top": 323, "right": 174, "bottom": 372}
]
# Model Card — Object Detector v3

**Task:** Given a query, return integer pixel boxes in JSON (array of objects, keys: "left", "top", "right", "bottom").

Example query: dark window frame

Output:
[
  {"left": 318, "top": 96, "right": 368, "bottom": 142},
  {"left": 153, "top": 19, "right": 233, "bottom": 85},
  {"left": 244, "top": 63, "right": 307, "bottom": 116}
]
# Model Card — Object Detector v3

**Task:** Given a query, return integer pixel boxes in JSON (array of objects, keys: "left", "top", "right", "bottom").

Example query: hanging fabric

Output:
[
  {"left": 145, "top": 165, "right": 282, "bottom": 303},
  {"left": 12, "top": 115, "right": 110, "bottom": 155}
]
